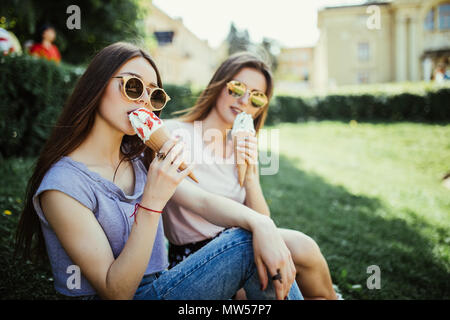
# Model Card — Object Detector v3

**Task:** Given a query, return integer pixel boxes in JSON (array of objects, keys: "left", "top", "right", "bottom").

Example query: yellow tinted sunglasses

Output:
[{"left": 226, "top": 80, "right": 268, "bottom": 108}]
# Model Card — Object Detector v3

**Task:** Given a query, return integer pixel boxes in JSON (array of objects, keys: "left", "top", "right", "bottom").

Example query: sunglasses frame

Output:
[
  {"left": 226, "top": 80, "right": 268, "bottom": 108},
  {"left": 112, "top": 75, "right": 171, "bottom": 111}
]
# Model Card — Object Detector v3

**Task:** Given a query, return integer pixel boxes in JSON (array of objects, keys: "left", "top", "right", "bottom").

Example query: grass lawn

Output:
[
  {"left": 260, "top": 121, "right": 450, "bottom": 299},
  {"left": 1, "top": 121, "right": 449, "bottom": 299}
]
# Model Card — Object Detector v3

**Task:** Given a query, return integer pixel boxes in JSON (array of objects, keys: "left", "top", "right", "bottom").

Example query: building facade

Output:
[
  {"left": 144, "top": 3, "right": 219, "bottom": 86},
  {"left": 276, "top": 47, "right": 314, "bottom": 92},
  {"left": 313, "top": 0, "right": 450, "bottom": 89}
]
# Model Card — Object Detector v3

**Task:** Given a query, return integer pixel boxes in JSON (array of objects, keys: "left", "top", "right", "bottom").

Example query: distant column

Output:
[
  {"left": 395, "top": 15, "right": 407, "bottom": 81},
  {"left": 423, "top": 57, "right": 432, "bottom": 81},
  {"left": 408, "top": 17, "right": 419, "bottom": 81}
]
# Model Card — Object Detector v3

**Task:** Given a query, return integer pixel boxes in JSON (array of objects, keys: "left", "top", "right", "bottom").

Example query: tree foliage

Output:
[
  {"left": 261, "top": 37, "right": 280, "bottom": 72},
  {"left": 0, "top": 0, "right": 148, "bottom": 64},
  {"left": 225, "top": 23, "right": 279, "bottom": 72},
  {"left": 225, "top": 22, "right": 251, "bottom": 55}
]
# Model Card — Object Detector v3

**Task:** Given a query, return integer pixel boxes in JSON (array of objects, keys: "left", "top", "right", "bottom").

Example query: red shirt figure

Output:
[
  {"left": 30, "top": 43, "right": 61, "bottom": 63},
  {"left": 30, "top": 25, "right": 61, "bottom": 63}
]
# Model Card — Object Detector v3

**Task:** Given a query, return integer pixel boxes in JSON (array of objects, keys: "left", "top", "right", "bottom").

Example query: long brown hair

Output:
[
  {"left": 15, "top": 42, "right": 163, "bottom": 262},
  {"left": 174, "top": 52, "right": 273, "bottom": 134}
]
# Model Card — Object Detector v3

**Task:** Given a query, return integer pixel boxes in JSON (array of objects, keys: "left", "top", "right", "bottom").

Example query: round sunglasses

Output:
[
  {"left": 112, "top": 75, "right": 171, "bottom": 111},
  {"left": 226, "top": 80, "right": 268, "bottom": 108}
]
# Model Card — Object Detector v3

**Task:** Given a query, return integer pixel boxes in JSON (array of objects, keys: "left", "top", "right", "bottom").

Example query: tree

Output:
[
  {"left": 224, "top": 23, "right": 279, "bottom": 73},
  {"left": 0, "top": 0, "right": 148, "bottom": 64},
  {"left": 225, "top": 22, "right": 251, "bottom": 55},
  {"left": 261, "top": 37, "right": 280, "bottom": 73}
]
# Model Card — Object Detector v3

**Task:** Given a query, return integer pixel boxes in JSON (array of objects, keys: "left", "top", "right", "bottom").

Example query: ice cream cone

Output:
[
  {"left": 146, "top": 125, "right": 198, "bottom": 183},
  {"left": 233, "top": 132, "right": 249, "bottom": 187},
  {"left": 129, "top": 108, "right": 198, "bottom": 183},
  {"left": 231, "top": 112, "right": 255, "bottom": 187}
]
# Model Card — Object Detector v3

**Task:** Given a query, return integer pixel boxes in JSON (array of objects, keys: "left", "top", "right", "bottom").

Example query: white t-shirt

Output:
[{"left": 162, "top": 119, "right": 246, "bottom": 245}]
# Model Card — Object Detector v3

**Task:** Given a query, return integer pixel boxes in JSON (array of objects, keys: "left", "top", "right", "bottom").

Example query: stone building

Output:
[
  {"left": 144, "top": 3, "right": 220, "bottom": 86},
  {"left": 276, "top": 47, "right": 315, "bottom": 92},
  {"left": 313, "top": 0, "right": 450, "bottom": 89}
]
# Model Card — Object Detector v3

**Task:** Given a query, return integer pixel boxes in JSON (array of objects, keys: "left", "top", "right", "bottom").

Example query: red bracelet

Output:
[{"left": 130, "top": 203, "right": 163, "bottom": 224}]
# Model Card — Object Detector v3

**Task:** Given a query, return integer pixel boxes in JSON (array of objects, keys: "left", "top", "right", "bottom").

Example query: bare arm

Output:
[
  {"left": 170, "top": 179, "right": 266, "bottom": 230},
  {"left": 243, "top": 177, "right": 271, "bottom": 216},
  {"left": 237, "top": 135, "right": 271, "bottom": 216},
  {"left": 170, "top": 179, "right": 296, "bottom": 300},
  {"left": 40, "top": 139, "right": 192, "bottom": 300},
  {"left": 41, "top": 190, "right": 161, "bottom": 300}
]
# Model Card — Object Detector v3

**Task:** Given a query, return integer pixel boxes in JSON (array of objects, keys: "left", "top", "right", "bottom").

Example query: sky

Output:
[{"left": 152, "top": 0, "right": 365, "bottom": 48}]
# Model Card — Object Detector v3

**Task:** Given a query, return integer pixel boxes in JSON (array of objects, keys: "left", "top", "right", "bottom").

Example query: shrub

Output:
[
  {"left": 1, "top": 55, "right": 449, "bottom": 158},
  {"left": 0, "top": 55, "right": 83, "bottom": 158},
  {"left": 267, "top": 89, "right": 450, "bottom": 124},
  {"left": 161, "top": 84, "right": 200, "bottom": 118}
]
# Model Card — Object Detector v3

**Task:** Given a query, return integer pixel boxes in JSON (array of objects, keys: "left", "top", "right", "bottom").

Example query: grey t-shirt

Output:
[{"left": 33, "top": 156, "right": 168, "bottom": 296}]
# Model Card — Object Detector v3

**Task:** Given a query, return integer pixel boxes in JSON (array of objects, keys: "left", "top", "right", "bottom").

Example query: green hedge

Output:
[
  {"left": 161, "top": 84, "right": 200, "bottom": 118},
  {"left": 1, "top": 55, "right": 449, "bottom": 157},
  {"left": 0, "top": 55, "right": 84, "bottom": 158},
  {"left": 265, "top": 90, "right": 450, "bottom": 125}
]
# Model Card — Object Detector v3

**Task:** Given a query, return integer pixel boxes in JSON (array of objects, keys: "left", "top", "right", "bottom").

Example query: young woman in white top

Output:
[{"left": 163, "top": 52, "right": 339, "bottom": 300}]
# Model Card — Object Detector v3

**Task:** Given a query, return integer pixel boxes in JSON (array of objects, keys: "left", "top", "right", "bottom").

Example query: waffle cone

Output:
[
  {"left": 145, "top": 126, "right": 198, "bottom": 183},
  {"left": 233, "top": 132, "right": 250, "bottom": 187}
]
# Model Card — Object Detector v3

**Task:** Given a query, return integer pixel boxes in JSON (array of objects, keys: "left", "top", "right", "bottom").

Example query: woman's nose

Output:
[
  {"left": 237, "top": 90, "right": 251, "bottom": 107},
  {"left": 138, "top": 88, "right": 150, "bottom": 108}
]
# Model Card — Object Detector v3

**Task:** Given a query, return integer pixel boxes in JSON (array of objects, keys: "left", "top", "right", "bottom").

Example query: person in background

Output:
[{"left": 29, "top": 24, "right": 61, "bottom": 63}]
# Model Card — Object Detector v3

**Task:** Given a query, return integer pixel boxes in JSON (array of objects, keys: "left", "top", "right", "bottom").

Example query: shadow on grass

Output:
[
  {"left": 1, "top": 156, "right": 449, "bottom": 300},
  {"left": 260, "top": 154, "right": 450, "bottom": 300},
  {"left": 0, "top": 221, "right": 72, "bottom": 300}
]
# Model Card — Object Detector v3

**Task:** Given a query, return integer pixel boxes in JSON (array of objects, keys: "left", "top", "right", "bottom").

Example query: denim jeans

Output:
[{"left": 132, "top": 228, "right": 303, "bottom": 300}]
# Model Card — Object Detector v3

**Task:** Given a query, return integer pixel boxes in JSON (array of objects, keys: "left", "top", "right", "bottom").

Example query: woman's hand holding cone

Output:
[
  {"left": 141, "top": 138, "right": 195, "bottom": 211},
  {"left": 235, "top": 134, "right": 259, "bottom": 187}
]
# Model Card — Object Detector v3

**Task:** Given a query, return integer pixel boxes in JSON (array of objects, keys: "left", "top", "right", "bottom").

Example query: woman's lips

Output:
[
  {"left": 230, "top": 106, "right": 242, "bottom": 115},
  {"left": 127, "top": 108, "right": 139, "bottom": 115}
]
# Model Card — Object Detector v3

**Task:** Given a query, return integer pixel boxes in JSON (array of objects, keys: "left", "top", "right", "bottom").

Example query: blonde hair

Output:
[{"left": 174, "top": 52, "right": 273, "bottom": 134}]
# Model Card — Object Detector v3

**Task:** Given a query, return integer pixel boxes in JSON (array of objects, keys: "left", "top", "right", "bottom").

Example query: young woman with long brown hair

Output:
[
  {"left": 15, "top": 42, "right": 302, "bottom": 300},
  {"left": 163, "top": 52, "right": 339, "bottom": 300}
]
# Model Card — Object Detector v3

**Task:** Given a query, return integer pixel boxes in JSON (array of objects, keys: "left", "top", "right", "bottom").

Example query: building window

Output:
[
  {"left": 301, "top": 51, "right": 310, "bottom": 62},
  {"left": 438, "top": 3, "right": 450, "bottom": 30},
  {"left": 358, "top": 42, "right": 370, "bottom": 61},
  {"left": 424, "top": 2, "right": 450, "bottom": 31},
  {"left": 425, "top": 8, "right": 435, "bottom": 30},
  {"left": 154, "top": 31, "right": 174, "bottom": 46},
  {"left": 357, "top": 71, "right": 369, "bottom": 84}
]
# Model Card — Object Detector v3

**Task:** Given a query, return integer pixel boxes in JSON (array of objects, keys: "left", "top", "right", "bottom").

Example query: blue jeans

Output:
[{"left": 133, "top": 228, "right": 303, "bottom": 300}]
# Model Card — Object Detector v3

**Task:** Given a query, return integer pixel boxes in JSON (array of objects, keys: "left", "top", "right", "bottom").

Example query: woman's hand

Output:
[
  {"left": 235, "top": 135, "right": 260, "bottom": 187},
  {"left": 142, "top": 138, "right": 194, "bottom": 210},
  {"left": 250, "top": 215, "right": 297, "bottom": 300}
]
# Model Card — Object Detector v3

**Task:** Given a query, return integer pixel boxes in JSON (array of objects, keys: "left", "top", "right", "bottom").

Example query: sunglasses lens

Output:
[
  {"left": 228, "top": 81, "right": 245, "bottom": 97},
  {"left": 251, "top": 92, "right": 268, "bottom": 108},
  {"left": 125, "top": 77, "right": 143, "bottom": 99},
  {"left": 150, "top": 89, "right": 168, "bottom": 110}
]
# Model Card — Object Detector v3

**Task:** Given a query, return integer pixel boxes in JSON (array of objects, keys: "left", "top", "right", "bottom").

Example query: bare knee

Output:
[{"left": 290, "top": 231, "right": 326, "bottom": 269}]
